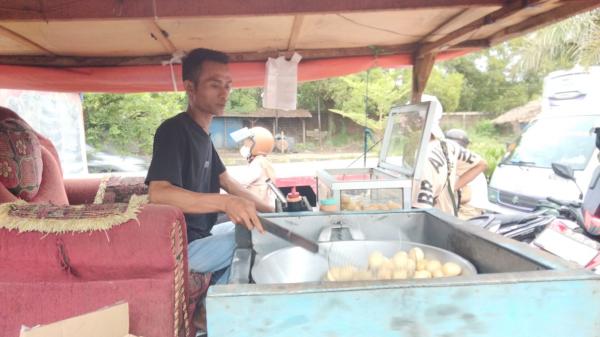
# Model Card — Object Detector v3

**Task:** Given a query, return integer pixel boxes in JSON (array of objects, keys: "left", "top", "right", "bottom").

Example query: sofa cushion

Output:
[{"left": 0, "top": 117, "right": 43, "bottom": 200}]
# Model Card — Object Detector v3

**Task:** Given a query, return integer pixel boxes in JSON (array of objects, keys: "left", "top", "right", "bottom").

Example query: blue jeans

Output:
[{"left": 187, "top": 221, "right": 236, "bottom": 284}]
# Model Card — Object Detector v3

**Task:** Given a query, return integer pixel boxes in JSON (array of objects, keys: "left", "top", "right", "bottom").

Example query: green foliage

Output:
[
  {"left": 439, "top": 44, "right": 539, "bottom": 115},
  {"left": 516, "top": 10, "right": 600, "bottom": 73},
  {"left": 313, "top": 68, "right": 410, "bottom": 136},
  {"left": 84, "top": 87, "right": 262, "bottom": 156},
  {"left": 423, "top": 67, "right": 464, "bottom": 112},
  {"left": 226, "top": 88, "right": 261, "bottom": 113},
  {"left": 83, "top": 92, "right": 186, "bottom": 155},
  {"left": 467, "top": 121, "right": 513, "bottom": 178}
]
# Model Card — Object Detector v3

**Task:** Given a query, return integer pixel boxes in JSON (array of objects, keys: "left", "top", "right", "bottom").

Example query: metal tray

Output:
[{"left": 252, "top": 240, "right": 477, "bottom": 284}]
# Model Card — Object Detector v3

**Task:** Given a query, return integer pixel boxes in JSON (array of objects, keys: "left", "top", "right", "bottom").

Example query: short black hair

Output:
[{"left": 182, "top": 48, "right": 230, "bottom": 83}]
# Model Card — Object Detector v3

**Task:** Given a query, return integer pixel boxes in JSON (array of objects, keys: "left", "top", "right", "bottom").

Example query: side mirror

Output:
[{"left": 552, "top": 162, "right": 575, "bottom": 181}]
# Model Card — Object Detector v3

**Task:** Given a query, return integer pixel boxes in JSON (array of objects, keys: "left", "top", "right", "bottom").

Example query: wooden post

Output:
[
  {"left": 317, "top": 96, "right": 323, "bottom": 149},
  {"left": 411, "top": 52, "right": 437, "bottom": 103},
  {"left": 302, "top": 119, "right": 306, "bottom": 144}
]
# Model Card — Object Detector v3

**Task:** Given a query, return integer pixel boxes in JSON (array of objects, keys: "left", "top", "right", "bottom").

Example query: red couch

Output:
[{"left": 0, "top": 107, "right": 192, "bottom": 337}]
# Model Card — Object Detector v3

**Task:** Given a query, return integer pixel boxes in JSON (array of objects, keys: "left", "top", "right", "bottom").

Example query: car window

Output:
[{"left": 504, "top": 115, "right": 599, "bottom": 170}]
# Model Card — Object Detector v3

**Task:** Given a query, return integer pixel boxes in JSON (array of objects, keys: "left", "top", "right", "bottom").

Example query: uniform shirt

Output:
[
  {"left": 236, "top": 155, "right": 276, "bottom": 207},
  {"left": 145, "top": 112, "right": 225, "bottom": 242},
  {"left": 412, "top": 138, "right": 482, "bottom": 215},
  {"left": 457, "top": 173, "right": 488, "bottom": 219}
]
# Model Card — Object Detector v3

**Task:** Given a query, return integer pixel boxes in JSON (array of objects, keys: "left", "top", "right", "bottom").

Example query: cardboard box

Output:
[{"left": 19, "top": 302, "right": 137, "bottom": 337}]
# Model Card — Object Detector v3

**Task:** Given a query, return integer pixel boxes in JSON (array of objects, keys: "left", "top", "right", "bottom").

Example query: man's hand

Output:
[{"left": 224, "top": 195, "right": 265, "bottom": 233}]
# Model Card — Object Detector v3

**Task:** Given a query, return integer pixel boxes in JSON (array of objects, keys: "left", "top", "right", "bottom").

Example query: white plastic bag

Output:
[{"left": 262, "top": 53, "right": 302, "bottom": 111}]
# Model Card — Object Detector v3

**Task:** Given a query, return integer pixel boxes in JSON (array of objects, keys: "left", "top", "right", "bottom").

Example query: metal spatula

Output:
[
  {"left": 259, "top": 216, "right": 356, "bottom": 267},
  {"left": 259, "top": 216, "right": 318, "bottom": 253}
]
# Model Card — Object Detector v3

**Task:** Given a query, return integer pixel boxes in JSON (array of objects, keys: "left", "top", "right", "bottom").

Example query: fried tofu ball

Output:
[
  {"left": 326, "top": 267, "right": 341, "bottom": 281},
  {"left": 442, "top": 262, "right": 462, "bottom": 277},
  {"left": 413, "top": 270, "right": 432, "bottom": 279},
  {"left": 406, "top": 259, "right": 416, "bottom": 276},
  {"left": 392, "top": 269, "right": 408, "bottom": 280},
  {"left": 426, "top": 259, "right": 442, "bottom": 273},
  {"left": 409, "top": 247, "right": 425, "bottom": 262},
  {"left": 416, "top": 258, "right": 428, "bottom": 271},
  {"left": 368, "top": 251, "right": 387, "bottom": 270},
  {"left": 376, "top": 267, "right": 393, "bottom": 280},
  {"left": 392, "top": 251, "right": 409, "bottom": 270},
  {"left": 339, "top": 266, "right": 358, "bottom": 281}
]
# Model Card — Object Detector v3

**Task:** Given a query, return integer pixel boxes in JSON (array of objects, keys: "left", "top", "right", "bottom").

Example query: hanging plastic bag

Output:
[{"left": 262, "top": 53, "right": 302, "bottom": 111}]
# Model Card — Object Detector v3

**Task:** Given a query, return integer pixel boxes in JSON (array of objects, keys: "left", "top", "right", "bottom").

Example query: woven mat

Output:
[
  {"left": 94, "top": 176, "right": 148, "bottom": 204},
  {"left": 0, "top": 194, "right": 147, "bottom": 233}
]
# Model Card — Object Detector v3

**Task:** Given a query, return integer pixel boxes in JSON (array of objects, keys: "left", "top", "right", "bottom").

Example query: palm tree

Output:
[{"left": 516, "top": 10, "right": 600, "bottom": 73}]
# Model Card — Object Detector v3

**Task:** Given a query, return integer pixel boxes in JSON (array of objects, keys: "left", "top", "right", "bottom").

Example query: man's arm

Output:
[
  {"left": 219, "top": 170, "right": 275, "bottom": 213},
  {"left": 148, "top": 180, "right": 264, "bottom": 232},
  {"left": 455, "top": 160, "right": 487, "bottom": 191}
]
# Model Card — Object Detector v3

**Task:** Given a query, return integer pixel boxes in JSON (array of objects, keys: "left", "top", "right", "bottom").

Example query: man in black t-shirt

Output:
[{"left": 145, "top": 49, "right": 273, "bottom": 287}]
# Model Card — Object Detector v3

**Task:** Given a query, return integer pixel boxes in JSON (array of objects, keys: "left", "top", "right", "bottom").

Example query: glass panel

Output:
[
  {"left": 340, "top": 188, "right": 403, "bottom": 211},
  {"left": 381, "top": 108, "right": 428, "bottom": 175},
  {"left": 332, "top": 168, "right": 395, "bottom": 182}
]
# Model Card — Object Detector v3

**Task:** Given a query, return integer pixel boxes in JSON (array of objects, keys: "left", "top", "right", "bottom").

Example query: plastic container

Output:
[{"left": 319, "top": 198, "right": 339, "bottom": 212}]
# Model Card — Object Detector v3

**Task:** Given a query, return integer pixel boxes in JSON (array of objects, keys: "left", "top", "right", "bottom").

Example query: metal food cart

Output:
[
  {"left": 206, "top": 101, "right": 600, "bottom": 337},
  {"left": 208, "top": 209, "right": 600, "bottom": 337}
]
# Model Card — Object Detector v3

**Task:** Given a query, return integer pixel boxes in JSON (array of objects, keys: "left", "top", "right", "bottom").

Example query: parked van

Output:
[{"left": 488, "top": 66, "right": 600, "bottom": 212}]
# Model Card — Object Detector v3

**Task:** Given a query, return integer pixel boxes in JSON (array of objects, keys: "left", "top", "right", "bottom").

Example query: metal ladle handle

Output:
[{"left": 265, "top": 178, "right": 287, "bottom": 208}]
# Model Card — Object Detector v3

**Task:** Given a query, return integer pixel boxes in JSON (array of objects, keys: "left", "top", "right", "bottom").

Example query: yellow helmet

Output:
[{"left": 249, "top": 127, "right": 274, "bottom": 156}]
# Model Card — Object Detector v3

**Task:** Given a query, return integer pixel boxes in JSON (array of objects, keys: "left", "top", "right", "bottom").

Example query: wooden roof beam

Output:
[
  {"left": 287, "top": 15, "right": 304, "bottom": 52},
  {"left": 0, "top": 38, "right": 495, "bottom": 67},
  {"left": 417, "top": 0, "right": 554, "bottom": 57},
  {"left": 144, "top": 21, "right": 177, "bottom": 54},
  {"left": 0, "top": 24, "right": 54, "bottom": 55},
  {"left": 0, "top": 43, "right": 418, "bottom": 67},
  {"left": 451, "top": 39, "right": 491, "bottom": 49},
  {"left": 229, "top": 43, "right": 419, "bottom": 62},
  {"left": 0, "top": 0, "right": 507, "bottom": 21},
  {"left": 489, "top": 0, "right": 600, "bottom": 45},
  {"left": 411, "top": 52, "right": 437, "bottom": 103}
]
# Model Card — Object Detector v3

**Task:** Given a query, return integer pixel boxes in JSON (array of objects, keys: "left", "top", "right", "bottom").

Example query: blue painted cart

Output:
[{"left": 207, "top": 209, "right": 600, "bottom": 337}]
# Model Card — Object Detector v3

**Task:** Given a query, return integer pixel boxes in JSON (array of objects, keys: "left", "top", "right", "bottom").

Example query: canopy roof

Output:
[{"left": 0, "top": 0, "right": 598, "bottom": 92}]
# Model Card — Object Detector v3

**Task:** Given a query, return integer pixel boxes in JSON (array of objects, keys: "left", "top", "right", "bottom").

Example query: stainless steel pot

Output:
[{"left": 251, "top": 240, "right": 477, "bottom": 284}]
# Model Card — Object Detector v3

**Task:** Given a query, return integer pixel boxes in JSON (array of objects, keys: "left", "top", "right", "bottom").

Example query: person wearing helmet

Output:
[
  {"left": 412, "top": 96, "right": 488, "bottom": 216},
  {"left": 444, "top": 129, "right": 489, "bottom": 219},
  {"left": 445, "top": 129, "right": 470, "bottom": 148},
  {"left": 230, "top": 126, "right": 277, "bottom": 206}
]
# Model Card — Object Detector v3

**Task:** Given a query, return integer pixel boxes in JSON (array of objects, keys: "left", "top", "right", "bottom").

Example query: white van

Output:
[{"left": 488, "top": 66, "right": 600, "bottom": 213}]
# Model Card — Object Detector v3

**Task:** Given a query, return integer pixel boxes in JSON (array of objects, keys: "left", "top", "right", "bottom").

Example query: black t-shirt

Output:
[{"left": 145, "top": 112, "right": 226, "bottom": 242}]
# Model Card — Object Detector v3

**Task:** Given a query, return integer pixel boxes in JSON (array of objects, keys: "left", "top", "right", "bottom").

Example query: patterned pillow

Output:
[{"left": 0, "top": 118, "right": 43, "bottom": 200}]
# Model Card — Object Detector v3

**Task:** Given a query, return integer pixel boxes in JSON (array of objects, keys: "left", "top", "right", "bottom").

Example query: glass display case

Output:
[{"left": 316, "top": 102, "right": 435, "bottom": 210}]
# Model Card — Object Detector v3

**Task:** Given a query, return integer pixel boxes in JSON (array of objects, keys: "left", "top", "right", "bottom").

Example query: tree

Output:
[
  {"left": 328, "top": 68, "right": 410, "bottom": 133},
  {"left": 440, "top": 43, "right": 539, "bottom": 115},
  {"left": 516, "top": 10, "right": 600, "bottom": 73},
  {"left": 83, "top": 92, "right": 186, "bottom": 156},
  {"left": 423, "top": 67, "right": 464, "bottom": 112},
  {"left": 226, "top": 88, "right": 261, "bottom": 113}
]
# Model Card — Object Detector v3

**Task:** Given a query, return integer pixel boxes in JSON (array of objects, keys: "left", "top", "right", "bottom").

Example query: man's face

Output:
[{"left": 186, "top": 60, "right": 232, "bottom": 116}]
